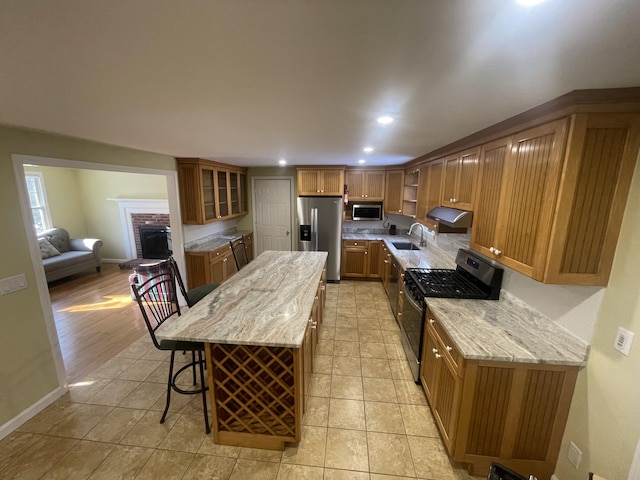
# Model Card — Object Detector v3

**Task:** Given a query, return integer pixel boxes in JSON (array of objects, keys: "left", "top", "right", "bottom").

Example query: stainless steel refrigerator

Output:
[{"left": 297, "top": 196, "right": 343, "bottom": 282}]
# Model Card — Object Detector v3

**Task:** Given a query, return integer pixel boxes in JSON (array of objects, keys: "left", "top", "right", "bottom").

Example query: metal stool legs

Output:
[{"left": 160, "top": 350, "right": 210, "bottom": 434}]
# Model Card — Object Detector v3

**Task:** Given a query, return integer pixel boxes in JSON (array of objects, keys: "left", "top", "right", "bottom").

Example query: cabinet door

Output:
[
  {"left": 365, "top": 170, "right": 386, "bottom": 200},
  {"left": 346, "top": 170, "right": 365, "bottom": 199},
  {"left": 433, "top": 355, "right": 462, "bottom": 454},
  {"left": 298, "top": 170, "right": 320, "bottom": 195},
  {"left": 442, "top": 148, "right": 479, "bottom": 210},
  {"left": 201, "top": 166, "right": 218, "bottom": 222},
  {"left": 216, "top": 170, "right": 230, "bottom": 218},
  {"left": 320, "top": 170, "right": 345, "bottom": 196},
  {"left": 441, "top": 155, "right": 459, "bottom": 208},
  {"left": 492, "top": 119, "right": 568, "bottom": 280},
  {"left": 302, "top": 322, "right": 313, "bottom": 411},
  {"left": 229, "top": 171, "right": 240, "bottom": 215},
  {"left": 420, "top": 325, "right": 439, "bottom": 403},
  {"left": 210, "top": 254, "right": 227, "bottom": 283},
  {"left": 426, "top": 159, "right": 444, "bottom": 214},
  {"left": 178, "top": 163, "right": 205, "bottom": 224},
  {"left": 341, "top": 241, "right": 368, "bottom": 277},
  {"left": 368, "top": 241, "right": 383, "bottom": 278},
  {"left": 384, "top": 170, "right": 404, "bottom": 214},
  {"left": 470, "top": 137, "right": 511, "bottom": 257},
  {"left": 237, "top": 172, "right": 247, "bottom": 214}
]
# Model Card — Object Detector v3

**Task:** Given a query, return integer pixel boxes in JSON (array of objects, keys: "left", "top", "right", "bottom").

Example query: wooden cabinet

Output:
[
  {"left": 416, "top": 158, "right": 444, "bottom": 227},
  {"left": 185, "top": 238, "right": 253, "bottom": 289},
  {"left": 384, "top": 170, "right": 404, "bottom": 214},
  {"left": 420, "top": 310, "right": 463, "bottom": 453},
  {"left": 441, "top": 147, "right": 479, "bottom": 211},
  {"left": 345, "top": 169, "right": 386, "bottom": 201},
  {"left": 177, "top": 158, "right": 248, "bottom": 225},
  {"left": 297, "top": 168, "right": 345, "bottom": 196},
  {"left": 420, "top": 307, "right": 579, "bottom": 479},
  {"left": 402, "top": 168, "right": 419, "bottom": 218},
  {"left": 341, "top": 240, "right": 383, "bottom": 279},
  {"left": 470, "top": 113, "right": 640, "bottom": 285},
  {"left": 381, "top": 242, "right": 391, "bottom": 295}
]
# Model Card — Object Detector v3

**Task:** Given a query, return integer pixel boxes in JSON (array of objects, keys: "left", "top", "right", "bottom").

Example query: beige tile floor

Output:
[{"left": 1, "top": 281, "right": 484, "bottom": 479}]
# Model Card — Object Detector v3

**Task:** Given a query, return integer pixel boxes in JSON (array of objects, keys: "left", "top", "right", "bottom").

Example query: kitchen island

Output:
[{"left": 156, "top": 250, "right": 328, "bottom": 450}]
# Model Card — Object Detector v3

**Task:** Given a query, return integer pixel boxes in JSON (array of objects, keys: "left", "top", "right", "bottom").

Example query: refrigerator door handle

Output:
[{"left": 312, "top": 208, "right": 319, "bottom": 251}]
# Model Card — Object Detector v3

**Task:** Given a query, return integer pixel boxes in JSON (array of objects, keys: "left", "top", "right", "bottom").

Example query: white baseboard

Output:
[{"left": 0, "top": 386, "right": 66, "bottom": 441}]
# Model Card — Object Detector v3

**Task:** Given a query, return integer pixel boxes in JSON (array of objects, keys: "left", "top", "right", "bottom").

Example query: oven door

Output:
[{"left": 399, "top": 282, "right": 425, "bottom": 383}]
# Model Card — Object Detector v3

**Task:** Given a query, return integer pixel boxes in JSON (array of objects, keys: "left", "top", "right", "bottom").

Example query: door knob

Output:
[{"left": 286, "top": 231, "right": 290, "bottom": 236}]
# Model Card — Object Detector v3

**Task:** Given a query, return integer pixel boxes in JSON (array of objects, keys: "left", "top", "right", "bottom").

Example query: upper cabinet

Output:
[
  {"left": 471, "top": 113, "right": 640, "bottom": 285},
  {"left": 297, "top": 168, "right": 345, "bottom": 196},
  {"left": 415, "top": 158, "right": 444, "bottom": 229},
  {"left": 345, "top": 169, "right": 385, "bottom": 201},
  {"left": 177, "top": 158, "right": 248, "bottom": 225},
  {"left": 384, "top": 170, "right": 404, "bottom": 214},
  {"left": 441, "top": 147, "right": 479, "bottom": 211}
]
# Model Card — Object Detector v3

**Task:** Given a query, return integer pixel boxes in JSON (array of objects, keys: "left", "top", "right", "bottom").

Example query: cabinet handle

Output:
[
  {"left": 361, "top": 194, "right": 365, "bottom": 197},
  {"left": 365, "top": 194, "right": 368, "bottom": 198},
  {"left": 435, "top": 353, "right": 442, "bottom": 359},
  {"left": 450, "top": 197, "right": 453, "bottom": 202},
  {"left": 429, "top": 318, "right": 435, "bottom": 324},
  {"left": 365, "top": 251, "right": 368, "bottom": 255},
  {"left": 446, "top": 346, "right": 453, "bottom": 352},
  {"left": 494, "top": 249, "right": 502, "bottom": 256},
  {"left": 432, "top": 347, "right": 438, "bottom": 354},
  {"left": 399, "top": 290, "right": 403, "bottom": 294},
  {"left": 384, "top": 260, "right": 388, "bottom": 264},
  {"left": 397, "top": 312, "right": 402, "bottom": 317},
  {"left": 489, "top": 246, "right": 495, "bottom": 253},
  {"left": 398, "top": 210, "right": 402, "bottom": 213}
]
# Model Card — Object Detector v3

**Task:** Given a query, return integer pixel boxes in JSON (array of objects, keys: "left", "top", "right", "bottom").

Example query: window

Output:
[{"left": 25, "top": 172, "right": 52, "bottom": 234}]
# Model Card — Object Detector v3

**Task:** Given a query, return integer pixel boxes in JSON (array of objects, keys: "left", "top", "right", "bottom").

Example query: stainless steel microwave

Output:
[{"left": 352, "top": 204, "right": 383, "bottom": 221}]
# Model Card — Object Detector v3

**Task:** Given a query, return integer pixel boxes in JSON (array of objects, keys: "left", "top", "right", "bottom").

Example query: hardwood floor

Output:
[{"left": 48, "top": 263, "right": 147, "bottom": 384}]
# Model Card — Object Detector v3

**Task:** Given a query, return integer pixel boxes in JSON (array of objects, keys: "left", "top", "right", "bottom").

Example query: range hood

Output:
[{"left": 426, "top": 206, "right": 473, "bottom": 228}]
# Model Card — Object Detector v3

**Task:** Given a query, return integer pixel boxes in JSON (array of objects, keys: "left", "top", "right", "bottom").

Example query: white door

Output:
[{"left": 253, "top": 178, "right": 293, "bottom": 255}]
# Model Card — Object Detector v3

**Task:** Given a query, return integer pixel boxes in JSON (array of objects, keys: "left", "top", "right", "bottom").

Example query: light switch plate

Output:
[
  {"left": 614, "top": 327, "right": 634, "bottom": 356},
  {"left": 0, "top": 273, "right": 28, "bottom": 295}
]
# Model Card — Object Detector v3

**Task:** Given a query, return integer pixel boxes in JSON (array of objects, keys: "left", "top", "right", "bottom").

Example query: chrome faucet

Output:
[{"left": 408, "top": 222, "right": 427, "bottom": 247}]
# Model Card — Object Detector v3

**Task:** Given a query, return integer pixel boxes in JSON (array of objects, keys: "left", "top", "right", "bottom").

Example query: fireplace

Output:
[{"left": 139, "top": 225, "right": 172, "bottom": 259}]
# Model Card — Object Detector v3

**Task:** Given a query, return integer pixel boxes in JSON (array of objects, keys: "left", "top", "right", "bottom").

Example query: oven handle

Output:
[{"left": 404, "top": 288, "right": 424, "bottom": 312}]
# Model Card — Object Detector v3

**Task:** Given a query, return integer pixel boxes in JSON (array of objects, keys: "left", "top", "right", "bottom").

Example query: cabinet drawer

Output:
[
  {"left": 208, "top": 244, "right": 233, "bottom": 261},
  {"left": 426, "top": 311, "right": 463, "bottom": 375},
  {"left": 343, "top": 240, "right": 368, "bottom": 248}
]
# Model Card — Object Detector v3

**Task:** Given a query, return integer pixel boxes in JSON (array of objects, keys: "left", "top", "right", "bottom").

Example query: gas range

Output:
[{"left": 405, "top": 249, "right": 504, "bottom": 304}]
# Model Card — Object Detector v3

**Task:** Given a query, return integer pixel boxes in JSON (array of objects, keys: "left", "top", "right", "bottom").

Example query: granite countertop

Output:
[
  {"left": 156, "top": 250, "right": 327, "bottom": 348},
  {"left": 184, "top": 230, "right": 253, "bottom": 252},
  {"left": 342, "top": 232, "right": 589, "bottom": 366}
]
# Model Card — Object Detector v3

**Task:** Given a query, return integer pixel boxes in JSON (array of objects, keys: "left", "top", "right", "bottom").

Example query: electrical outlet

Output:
[
  {"left": 614, "top": 327, "right": 635, "bottom": 356},
  {"left": 568, "top": 441, "right": 582, "bottom": 468}
]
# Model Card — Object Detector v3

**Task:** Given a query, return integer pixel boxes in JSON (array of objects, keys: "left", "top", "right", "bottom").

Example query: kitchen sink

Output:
[{"left": 392, "top": 242, "right": 421, "bottom": 250}]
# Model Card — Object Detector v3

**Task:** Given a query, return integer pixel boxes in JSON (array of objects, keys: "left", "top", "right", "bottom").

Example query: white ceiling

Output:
[{"left": 1, "top": 0, "right": 640, "bottom": 168}]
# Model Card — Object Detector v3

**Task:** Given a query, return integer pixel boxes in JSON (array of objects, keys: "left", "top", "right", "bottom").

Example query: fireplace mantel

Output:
[{"left": 108, "top": 198, "right": 169, "bottom": 260}]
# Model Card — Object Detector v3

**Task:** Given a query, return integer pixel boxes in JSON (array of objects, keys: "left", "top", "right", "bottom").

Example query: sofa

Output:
[{"left": 38, "top": 227, "right": 103, "bottom": 282}]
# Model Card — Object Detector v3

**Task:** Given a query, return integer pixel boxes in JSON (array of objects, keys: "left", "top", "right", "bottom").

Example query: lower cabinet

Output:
[
  {"left": 420, "top": 307, "right": 579, "bottom": 479},
  {"left": 185, "top": 244, "right": 237, "bottom": 289},
  {"left": 341, "top": 240, "right": 383, "bottom": 279}
]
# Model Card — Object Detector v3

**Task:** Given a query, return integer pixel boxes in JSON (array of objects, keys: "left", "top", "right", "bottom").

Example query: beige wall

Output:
[
  {"left": 555, "top": 150, "right": 640, "bottom": 480},
  {"left": 22, "top": 166, "right": 168, "bottom": 259},
  {"left": 0, "top": 125, "right": 175, "bottom": 429}
]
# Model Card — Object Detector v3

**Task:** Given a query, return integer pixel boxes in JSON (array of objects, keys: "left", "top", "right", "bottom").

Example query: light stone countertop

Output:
[
  {"left": 343, "top": 232, "right": 589, "bottom": 366},
  {"left": 184, "top": 230, "right": 253, "bottom": 252},
  {"left": 156, "top": 250, "right": 328, "bottom": 348}
]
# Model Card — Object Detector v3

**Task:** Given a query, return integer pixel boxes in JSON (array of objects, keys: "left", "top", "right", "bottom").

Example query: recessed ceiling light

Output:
[
  {"left": 516, "top": 0, "right": 545, "bottom": 5},
  {"left": 377, "top": 116, "right": 394, "bottom": 125},
  {"left": 278, "top": 159, "right": 287, "bottom": 165},
  {"left": 358, "top": 159, "right": 366, "bottom": 164},
  {"left": 363, "top": 146, "right": 374, "bottom": 153}
]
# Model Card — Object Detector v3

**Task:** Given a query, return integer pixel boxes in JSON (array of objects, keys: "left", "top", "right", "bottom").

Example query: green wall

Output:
[
  {"left": 0, "top": 125, "right": 175, "bottom": 428},
  {"left": 22, "top": 167, "right": 168, "bottom": 259}
]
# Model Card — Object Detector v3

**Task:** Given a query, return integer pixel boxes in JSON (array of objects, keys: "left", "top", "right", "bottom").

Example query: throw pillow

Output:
[
  {"left": 39, "top": 238, "right": 61, "bottom": 259},
  {"left": 45, "top": 233, "right": 69, "bottom": 253}
]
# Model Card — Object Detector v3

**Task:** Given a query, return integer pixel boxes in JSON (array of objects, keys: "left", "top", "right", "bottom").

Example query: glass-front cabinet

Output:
[{"left": 177, "top": 158, "right": 248, "bottom": 224}]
